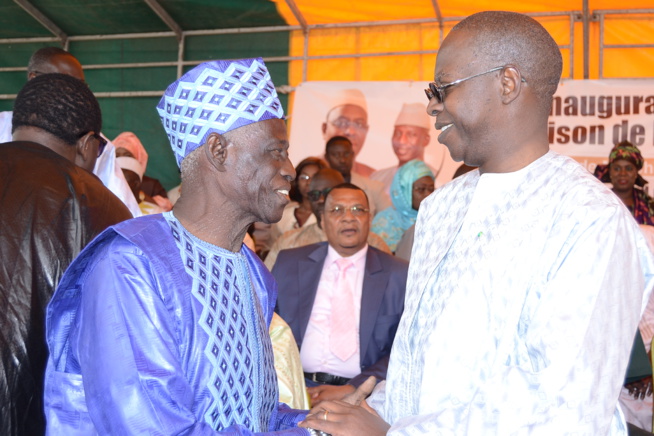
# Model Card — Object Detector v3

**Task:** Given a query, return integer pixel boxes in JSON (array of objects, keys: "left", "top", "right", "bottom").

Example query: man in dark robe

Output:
[{"left": 0, "top": 73, "right": 131, "bottom": 435}]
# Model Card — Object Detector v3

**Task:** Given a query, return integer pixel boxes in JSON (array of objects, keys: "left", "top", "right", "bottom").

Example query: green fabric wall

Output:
[{"left": 0, "top": 0, "right": 290, "bottom": 191}]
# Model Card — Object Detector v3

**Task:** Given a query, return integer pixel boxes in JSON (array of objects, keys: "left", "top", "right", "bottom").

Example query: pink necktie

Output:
[{"left": 330, "top": 258, "right": 357, "bottom": 361}]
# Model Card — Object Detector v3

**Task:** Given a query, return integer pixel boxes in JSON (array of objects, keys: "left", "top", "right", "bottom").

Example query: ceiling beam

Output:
[
  {"left": 284, "top": 0, "right": 308, "bottom": 31},
  {"left": 582, "top": 0, "right": 590, "bottom": 79},
  {"left": 13, "top": 0, "right": 67, "bottom": 45},
  {"left": 430, "top": 0, "right": 443, "bottom": 28},
  {"left": 143, "top": 0, "right": 183, "bottom": 41}
]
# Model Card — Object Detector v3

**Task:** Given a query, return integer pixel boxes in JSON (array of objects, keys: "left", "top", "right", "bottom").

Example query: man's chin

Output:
[
  {"left": 261, "top": 211, "right": 284, "bottom": 225},
  {"left": 252, "top": 202, "right": 284, "bottom": 225}
]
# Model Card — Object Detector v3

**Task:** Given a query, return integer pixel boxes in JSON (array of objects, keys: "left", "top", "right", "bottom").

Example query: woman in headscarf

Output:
[
  {"left": 115, "top": 150, "right": 164, "bottom": 216},
  {"left": 372, "top": 159, "right": 434, "bottom": 252},
  {"left": 594, "top": 140, "right": 654, "bottom": 225},
  {"left": 595, "top": 141, "right": 654, "bottom": 431},
  {"left": 113, "top": 131, "right": 173, "bottom": 212}
]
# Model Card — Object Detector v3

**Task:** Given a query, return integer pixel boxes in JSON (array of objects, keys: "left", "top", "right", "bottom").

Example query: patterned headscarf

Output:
[
  {"left": 594, "top": 141, "right": 647, "bottom": 187},
  {"left": 609, "top": 141, "right": 644, "bottom": 170},
  {"left": 157, "top": 58, "right": 284, "bottom": 167},
  {"left": 631, "top": 189, "right": 654, "bottom": 226},
  {"left": 593, "top": 141, "right": 654, "bottom": 224},
  {"left": 372, "top": 160, "right": 434, "bottom": 251}
]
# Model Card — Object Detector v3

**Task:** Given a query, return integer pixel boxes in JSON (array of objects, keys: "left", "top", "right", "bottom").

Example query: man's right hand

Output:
[
  {"left": 300, "top": 377, "right": 389, "bottom": 436},
  {"left": 299, "top": 399, "right": 390, "bottom": 436}
]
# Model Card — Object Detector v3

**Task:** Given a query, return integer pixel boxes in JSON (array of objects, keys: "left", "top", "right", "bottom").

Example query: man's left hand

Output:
[{"left": 308, "top": 384, "right": 356, "bottom": 407}]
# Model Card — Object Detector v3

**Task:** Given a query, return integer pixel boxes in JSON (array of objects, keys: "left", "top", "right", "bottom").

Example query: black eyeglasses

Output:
[
  {"left": 78, "top": 131, "right": 107, "bottom": 157},
  {"left": 92, "top": 133, "right": 108, "bottom": 157},
  {"left": 425, "top": 66, "right": 506, "bottom": 104},
  {"left": 307, "top": 187, "right": 333, "bottom": 202}
]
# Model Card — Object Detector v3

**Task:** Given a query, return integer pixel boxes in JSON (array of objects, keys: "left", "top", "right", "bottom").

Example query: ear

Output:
[
  {"left": 321, "top": 122, "right": 328, "bottom": 137},
  {"left": 27, "top": 71, "right": 37, "bottom": 81},
  {"left": 75, "top": 132, "right": 96, "bottom": 171},
  {"left": 500, "top": 66, "right": 523, "bottom": 105},
  {"left": 205, "top": 132, "right": 228, "bottom": 172}
]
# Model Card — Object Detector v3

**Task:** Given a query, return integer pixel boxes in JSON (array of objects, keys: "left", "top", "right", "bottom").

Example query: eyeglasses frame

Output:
[
  {"left": 424, "top": 66, "right": 526, "bottom": 104},
  {"left": 327, "top": 205, "right": 370, "bottom": 217},
  {"left": 91, "top": 133, "right": 108, "bottom": 157}
]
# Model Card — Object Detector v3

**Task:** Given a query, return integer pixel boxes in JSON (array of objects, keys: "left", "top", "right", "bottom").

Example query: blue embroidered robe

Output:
[{"left": 44, "top": 213, "right": 307, "bottom": 435}]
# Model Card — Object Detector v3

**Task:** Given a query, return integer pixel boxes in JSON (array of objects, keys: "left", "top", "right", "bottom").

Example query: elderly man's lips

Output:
[{"left": 275, "top": 188, "right": 290, "bottom": 202}]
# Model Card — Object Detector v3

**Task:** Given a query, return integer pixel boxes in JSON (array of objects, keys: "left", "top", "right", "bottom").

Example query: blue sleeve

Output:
[
  {"left": 271, "top": 404, "right": 309, "bottom": 432},
  {"left": 73, "top": 242, "right": 308, "bottom": 435}
]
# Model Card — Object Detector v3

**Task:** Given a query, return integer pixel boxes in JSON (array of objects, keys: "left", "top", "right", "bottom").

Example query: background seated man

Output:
[
  {"left": 264, "top": 168, "right": 390, "bottom": 270},
  {"left": 273, "top": 183, "right": 408, "bottom": 406}
]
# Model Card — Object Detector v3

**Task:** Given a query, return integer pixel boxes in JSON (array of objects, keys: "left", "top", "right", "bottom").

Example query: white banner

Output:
[
  {"left": 550, "top": 80, "right": 654, "bottom": 187},
  {"left": 289, "top": 80, "right": 654, "bottom": 188}
]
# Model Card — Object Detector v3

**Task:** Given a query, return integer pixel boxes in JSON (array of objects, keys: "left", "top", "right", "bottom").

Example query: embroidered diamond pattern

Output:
[
  {"left": 157, "top": 58, "right": 285, "bottom": 167},
  {"left": 164, "top": 214, "right": 277, "bottom": 432}
]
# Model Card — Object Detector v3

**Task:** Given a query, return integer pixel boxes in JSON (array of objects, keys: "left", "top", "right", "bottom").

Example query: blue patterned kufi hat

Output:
[{"left": 157, "top": 57, "right": 284, "bottom": 167}]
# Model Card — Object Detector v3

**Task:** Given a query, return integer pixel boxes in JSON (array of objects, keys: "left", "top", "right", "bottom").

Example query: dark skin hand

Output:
[
  {"left": 307, "top": 384, "right": 355, "bottom": 407},
  {"left": 300, "top": 377, "right": 390, "bottom": 436},
  {"left": 626, "top": 376, "right": 653, "bottom": 400}
]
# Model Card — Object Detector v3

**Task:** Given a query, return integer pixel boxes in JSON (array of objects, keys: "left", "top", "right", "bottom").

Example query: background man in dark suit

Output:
[{"left": 273, "top": 183, "right": 407, "bottom": 406}]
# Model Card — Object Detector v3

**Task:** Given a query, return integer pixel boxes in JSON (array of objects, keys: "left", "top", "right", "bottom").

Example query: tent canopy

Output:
[{"left": 0, "top": 0, "right": 652, "bottom": 189}]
